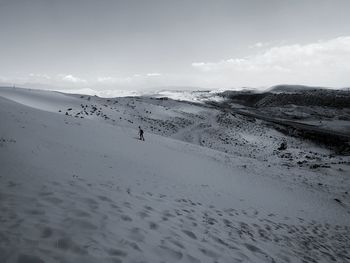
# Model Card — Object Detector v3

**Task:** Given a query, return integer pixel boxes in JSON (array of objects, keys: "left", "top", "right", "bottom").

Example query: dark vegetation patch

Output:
[{"left": 220, "top": 89, "right": 350, "bottom": 108}]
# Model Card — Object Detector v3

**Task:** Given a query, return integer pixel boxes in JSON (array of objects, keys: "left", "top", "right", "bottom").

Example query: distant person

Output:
[{"left": 139, "top": 126, "right": 145, "bottom": 141}]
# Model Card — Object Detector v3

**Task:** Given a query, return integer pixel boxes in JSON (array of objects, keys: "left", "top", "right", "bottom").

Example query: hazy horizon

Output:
[{"left": 1, "top": 0, "right": 350, "bottom": 93}]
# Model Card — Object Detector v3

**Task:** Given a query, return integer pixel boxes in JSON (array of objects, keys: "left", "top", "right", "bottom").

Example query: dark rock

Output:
[
  {"left": 334, "top": 198, "right": 342, "bottom": 204},
  {"left": 278, "top": 141, "right": 287, "bottom": 151}
]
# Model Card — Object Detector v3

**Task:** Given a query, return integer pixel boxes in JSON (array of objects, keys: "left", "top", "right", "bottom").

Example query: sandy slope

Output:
[{"left": 0, "top": 87, "right": 349, "bottom": 263}]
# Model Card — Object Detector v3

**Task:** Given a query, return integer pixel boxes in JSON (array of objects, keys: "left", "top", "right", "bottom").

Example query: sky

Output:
[{"left": 1, "top": 0, "right": 350, "bottom": 93}]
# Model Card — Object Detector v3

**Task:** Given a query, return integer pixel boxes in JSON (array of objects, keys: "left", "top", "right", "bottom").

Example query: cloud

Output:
[
  {"left": 192, "top": 36, "right": 350, "bottom": 87},
  {"left": 0, "top": 75, "right": 9, "bottom": 82},
  {"left": 146, "top": 73, "right": 161, "bottom": 77},
  {"left": 29, "top": 73, "right": 51, "bottom": 80},
  {"left": 97, "top": 76, "right": 133, "bottom": 85},
  {"left": 5, "top": 37, "right": 349, "bottom": 92},
  {"left": 59, "top": 74, "right": 87, "bottom": 84},
  {"left": 97, "top": 76, "right": 114, "bottom": 82},
  {"left": 12, "top": 73, "right": 167, "bottom": 89},
  {"left": 249, "top": 42, "right": 271, "bottom": 49},
  {"left": 96, "top": 73, "right": 163, "bottom": 86}
]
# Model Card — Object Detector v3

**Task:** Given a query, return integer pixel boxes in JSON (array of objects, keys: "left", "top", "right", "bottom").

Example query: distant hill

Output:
[
  {"left": 268, "top": 84, "right": 328, "bottom": 93},
  {"left": 220, "top": 86, "right": 350, "bottom": 108},
  {"left": 256, "top": 90, "right": 350, "bottom": 108}
]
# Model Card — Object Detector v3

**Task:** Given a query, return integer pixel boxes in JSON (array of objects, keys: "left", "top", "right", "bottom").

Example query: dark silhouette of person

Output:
[{"left": 139, "top": 126, "right": 145, "bottom": 141}]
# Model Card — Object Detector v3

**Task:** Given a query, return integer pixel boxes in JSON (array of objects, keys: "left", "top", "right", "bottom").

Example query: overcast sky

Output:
[{"left": 1, "top": 0, "right": 350, "bottom": 92}]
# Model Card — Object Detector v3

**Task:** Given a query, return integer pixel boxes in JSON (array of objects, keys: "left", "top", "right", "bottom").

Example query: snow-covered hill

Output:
[{"left": 0, "top": 87, "right": 349, "bottom": 263}]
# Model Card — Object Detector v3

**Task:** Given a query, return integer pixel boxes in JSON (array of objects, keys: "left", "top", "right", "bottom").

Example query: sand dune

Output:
[{"left": 0, "top": 87, "right": 349, "bottom": 263}]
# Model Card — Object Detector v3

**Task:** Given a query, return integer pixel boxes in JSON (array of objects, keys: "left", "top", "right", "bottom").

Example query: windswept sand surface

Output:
[{"left": 0, "top": 87, "right": 349, "bottom": 263}]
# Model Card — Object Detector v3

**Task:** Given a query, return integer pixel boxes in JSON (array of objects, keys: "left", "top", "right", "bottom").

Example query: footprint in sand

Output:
[
  {"left": 73, "top": 209, "right": 91, "bottom": 218},
  {"left": 62, "top": 217, "right": 98, "bottom": 231},
  {"left": 144, "top": 205, "right": 153, "bottom": 211},
  {"left": 107, "top": 248, "right": 128, "bottom": 257},
  {"left": 43, "top": 196, "right": 63, "bottom": 205},
  {"left": 123, "top": 201, "right": 132, "bottom": 208},
  {"left": 137, "top": 210, "right": 150, "bottom": 219},
  {"left": 97, "top": 195, "right": 113, "bottom": 202},
  {"left": 155, "top": 245, "right": 183, "bottom": 261},
  {"left": 84, "top": 197, "right": 99, "bottom": 210},
  {"left": 166, "top": 237, "right": 185, "bottom": 249},
  {"left": 7, "top": 181, "right": 20, "bottom": 188},
  {"left": 17, "top": 254, "right": 44, "bottom": 263},
  {"left": 186, "top": 254, "right": 201, "bottom": 263},
  {"left": 40, "top": 227, "right": 53, "bottom": 238},
  {"left": 162, "top": 210, "right": 175, "bottom": 219},
  {"left": 120, "top": 214, "right": 133, "bottom": 222},
  {"left": 199, "top": 248, "right": 218, "bottom": 259},
  {"left": 119, "top": 240, "right": 142, "bottom": 252},
  {"left": 149, "top": 222, "right": 159, "bottom": 230},
  {"left": 38, "top": 190, "right": 54, "bottom": 197},
  {"left": 182, "top": 230, "right": 197, "bottom": 240},
  {"left": 202, "top": 214, "right": 217, "bottom": 226},
  {"left": 244, "top": 243, "right": 275, "bottom": 262},
  {"left": 222, "top": 218, "right": 232, "bottom": 227},
  {"left": 128, "top": 227, "right": 145, "bottom": 242},
  {"left": 110, "top": 203, "right": 123, "bottom": 213},
  {"left": 56, "top": 236, "right": 87, "bottom": 255},
  {"left": 25, "top": 209, "right": 45, "bottom": 216}
]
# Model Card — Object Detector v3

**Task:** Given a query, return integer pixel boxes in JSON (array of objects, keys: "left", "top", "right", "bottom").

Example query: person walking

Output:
[{"left": 138, "top": 126, "right": 145, "bottom": 141}]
